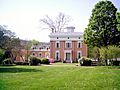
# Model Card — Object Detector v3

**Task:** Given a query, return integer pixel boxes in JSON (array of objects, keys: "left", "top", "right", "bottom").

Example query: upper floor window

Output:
[
  {"left": 32, "top": 53, "right": 35, "bottom": 56},
  {"left": 39, "top": 53, "right": 42, "bottom": 57},
  {"left": 66, "top": 41, "right": 72, "bottom": 48},
  {"left": 77, "top": 41, "right": 82, "bottom": 48},
  {"left": 56, "top": 41, "right": 60, "bottom": 48}
]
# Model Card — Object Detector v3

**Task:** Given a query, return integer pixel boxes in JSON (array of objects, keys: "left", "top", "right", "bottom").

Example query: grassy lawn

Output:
[{"left": 0, "top": 63, "right": 120, "bottom": 90}]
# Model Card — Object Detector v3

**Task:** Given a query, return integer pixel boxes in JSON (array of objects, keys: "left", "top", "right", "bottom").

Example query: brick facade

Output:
[{"left": 49, "top": 26, "right": 88, "bottom": 62}]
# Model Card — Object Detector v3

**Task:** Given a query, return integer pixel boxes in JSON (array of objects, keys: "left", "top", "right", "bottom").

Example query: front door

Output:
[{"left": 66, "top": 53, "right": 70, "bottom": 60}]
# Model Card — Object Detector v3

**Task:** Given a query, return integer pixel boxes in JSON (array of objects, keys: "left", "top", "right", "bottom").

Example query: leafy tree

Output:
[
  {"left": 93, "top": 46, "right": 100, "bottom": 60},
  {"left": 99, "top": 47, "right": 108, "bottom": 65},
  {"left": 40, "top": 12, "right": 71, "bottom": 32},
  {"left": 84, "top": 0, "right": 120, "bottom": 47},
  {"left": 0, "top": 25, "right": 15, "bottom": 50},
  {"left": 24, "top": 39, "right": 39, "bottom": 61},
  {"left": 116, "top": 12, "right": 120, "bottom": 31}
]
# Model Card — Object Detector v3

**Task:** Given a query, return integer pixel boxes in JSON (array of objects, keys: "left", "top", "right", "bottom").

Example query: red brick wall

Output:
[{"left": 50, "top": 40, "right": 88, "bottom": 61}]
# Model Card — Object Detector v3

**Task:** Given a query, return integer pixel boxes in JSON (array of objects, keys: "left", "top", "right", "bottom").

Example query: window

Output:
[
  {"left": 65, "top": 41, "right": 72, "bottom": 48},
  {"left": 77, "top": 41, "right": 82, "bottom": 48},
  {"left": 56, "top": 41, "right": 60, "bottom": 48},
  {"left": 77, "top": 51, "right": 82, "bottom": 59},
  {"left": 57, "top": 37, "right": 59, "bottom": 39},
  {"left": 32, "top": 53, "right": 35, "bottom": 56},
  {"left": 66, "top": 53, "right": 70, "bottom": 60},
  {"left": 55, "top": 51, "right": 60, "bottom": 61},
  {"left": 39, "top": 53, "right": 42, "bottom": 57},
  {"left": 68, "top": 37, "right": 69, "bottom": 39}
]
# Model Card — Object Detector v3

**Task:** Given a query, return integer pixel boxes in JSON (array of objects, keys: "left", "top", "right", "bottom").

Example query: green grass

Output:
[{"left": 0, "top": 64, "right": 120, "bottom": 90}]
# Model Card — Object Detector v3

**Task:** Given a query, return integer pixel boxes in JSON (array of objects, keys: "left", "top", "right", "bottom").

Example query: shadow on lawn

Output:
[{"left": 0, "top": 67, "right": 42, "bottom": 73}]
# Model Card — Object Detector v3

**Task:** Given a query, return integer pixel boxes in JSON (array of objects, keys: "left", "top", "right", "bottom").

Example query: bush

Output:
[
  {"left": 78, "top": 57, "right": 92, "bottom": 66},
  {"left": 29, "top": 57, "right": 41, "bottom": 66},
  {"left": 14, "top": 62, "right": 29, "bottom": 65},
  {"left": 41, "top": 58, "right": 50, "bottom": 64},
  {"left": 112, "top": 61, "right": 120, "bottom": 66},
  {"left": 2, "top": 58, "right": 13, "bottom": 65}
]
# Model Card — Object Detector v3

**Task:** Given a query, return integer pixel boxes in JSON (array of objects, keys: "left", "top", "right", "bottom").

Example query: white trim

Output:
[
  {"left": 64, "top": 50, "right": 72, "bottom": 62},
  {"left": 55, "top": 41, "right": 60, "bottom": 48},
  {"left": 77, "top": 41, "right": 82, "bottom": 48},
  {"left": 77, "top": 51, "right": 82, "bottom": 59},
  {"left": 55, "top": 51, "right": 60, "bottom": 60},
  {"left": 39, "top": 52, "right": 42, "bottom": 57},
  {"left": 65, "top": 41, "right": 72, "bottom": 48}
]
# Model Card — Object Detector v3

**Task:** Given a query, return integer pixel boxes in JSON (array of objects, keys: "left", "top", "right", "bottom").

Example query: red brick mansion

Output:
[{"left": 49, "top": 26, "right": 88, "bottom": 63}]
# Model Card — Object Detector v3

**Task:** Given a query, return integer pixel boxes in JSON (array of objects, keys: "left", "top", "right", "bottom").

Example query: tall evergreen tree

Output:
[{"left": 84, "top": 0, "right": 120, "bottom": 47}]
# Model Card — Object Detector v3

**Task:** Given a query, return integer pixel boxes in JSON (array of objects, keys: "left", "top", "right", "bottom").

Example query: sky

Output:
[{"left": 0, "top": 0, "right": 120, "bottom": 42}]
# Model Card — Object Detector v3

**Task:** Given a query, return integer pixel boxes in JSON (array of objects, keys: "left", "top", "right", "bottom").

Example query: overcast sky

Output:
[{"left": 0, "top": 0, "right": 120, "bottom": 42}]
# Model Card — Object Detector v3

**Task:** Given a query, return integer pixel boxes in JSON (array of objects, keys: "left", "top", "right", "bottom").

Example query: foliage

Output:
[
  {"left": 0, "top": 49, "right": 4, "bottom": 64},
  {"left": 112, "top": 61, "right": 120, "bottom": 66},
  {"left": 84, "top": 0, "right": 120, "bottom": 47},
  {"left": 29, "top": 56, "right": 41, "bottom": 66},
  {"left": 40, "top": 12, "right": 71, "bottom": 32},
  {"left": 2, "top": 58, "right": 13, "bottom": 65},
  {"left": 99, "top": 45, "right": 120, "bottom": 65},
  {"left": 78, "top": 57, "right": 91, "bottom": 66},
  {"left": 116, "top": 12, "right": 120, "bottom": 31},
  {"left": 41, "top": 58, "right": 50, "bottom": 64},
  {"left": 0, "top": 25, "right": 16, "bottom": 50},
  {"left": 93, "top": 46, "right": 100, "bottom": 60}
]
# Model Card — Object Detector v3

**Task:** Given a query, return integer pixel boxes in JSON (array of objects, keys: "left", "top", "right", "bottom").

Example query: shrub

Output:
[
  {"left": 29, "top": 57, "right": 41, "bottom": 66},
  {"left": 3, "top": 58, "right": 13, "bottom": 65},
  {"left": 78, "top": 57, "right": 92, "bottom": 66},
  {"left": 112, "top": 61, "right": 120, "bottom": 66},
  {"left": 41, "top": 58, "right": 50, "bottom": 64}
]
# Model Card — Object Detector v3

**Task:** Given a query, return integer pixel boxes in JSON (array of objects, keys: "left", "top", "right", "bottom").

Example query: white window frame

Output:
[
  {"left": 56, "top": 41, "right": 60, "bottom": 48},
  {"left": 39, "top": 53, "right": 42, "bottom": 57},
  {"left": 77, "top": 51, "right": 82, "bottom": 59},
  {"left": 77, "top": 41, "right": 82, "bottom": 48},
  {"left": 55, "top": 51, "right": 60, "bottom": 60},
  {"left": 64, "top": 50, "right": 72, "bottom": 61},
  {"left": 65, "top": 41, "right": 72, "bottom": 48}
]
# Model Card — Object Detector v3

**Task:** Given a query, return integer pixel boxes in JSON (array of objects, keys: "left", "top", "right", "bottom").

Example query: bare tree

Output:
[{"left": 40, "top": 12, "right": 71, "bottom": 33}]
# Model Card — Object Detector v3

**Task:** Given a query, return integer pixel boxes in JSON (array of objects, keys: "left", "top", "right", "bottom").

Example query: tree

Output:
[
  {"left": 84, "top": 0, "right": 120, "bottom": 47},
  {"left": 93, "top": 46, "right": 100, "bottom": 60},
  {"left": 0, "top": 25, "right": 16, "bottom": 50},
  {"left": 99, "top": 47, "right": 108, "bottom": 65},
  {"left": 24, "top": 39, "right": 39, "bottom": 61},
  {"left": 40, "top": 12, "right": 71, "bottom": 33},
  {"left": 116, "top": 12, "right": 120, "bottom": 31}
]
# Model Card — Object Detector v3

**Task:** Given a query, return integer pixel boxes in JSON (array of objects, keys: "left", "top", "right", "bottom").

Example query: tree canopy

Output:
[
  {"left": 84, "top": 0, "right": 120, "bottom": 47},
  {"left": 116, "top": 12, "right": 120, "bottom": 31}
]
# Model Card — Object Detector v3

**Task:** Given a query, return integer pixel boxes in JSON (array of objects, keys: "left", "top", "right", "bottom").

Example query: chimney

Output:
[{"left": 66, "top": 26, "right": 75, "bottom": 33}]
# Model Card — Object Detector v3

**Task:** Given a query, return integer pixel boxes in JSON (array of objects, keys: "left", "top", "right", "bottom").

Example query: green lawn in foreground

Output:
[{"left": 0, "top": 63, "right": 120, "bottom": 90}]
